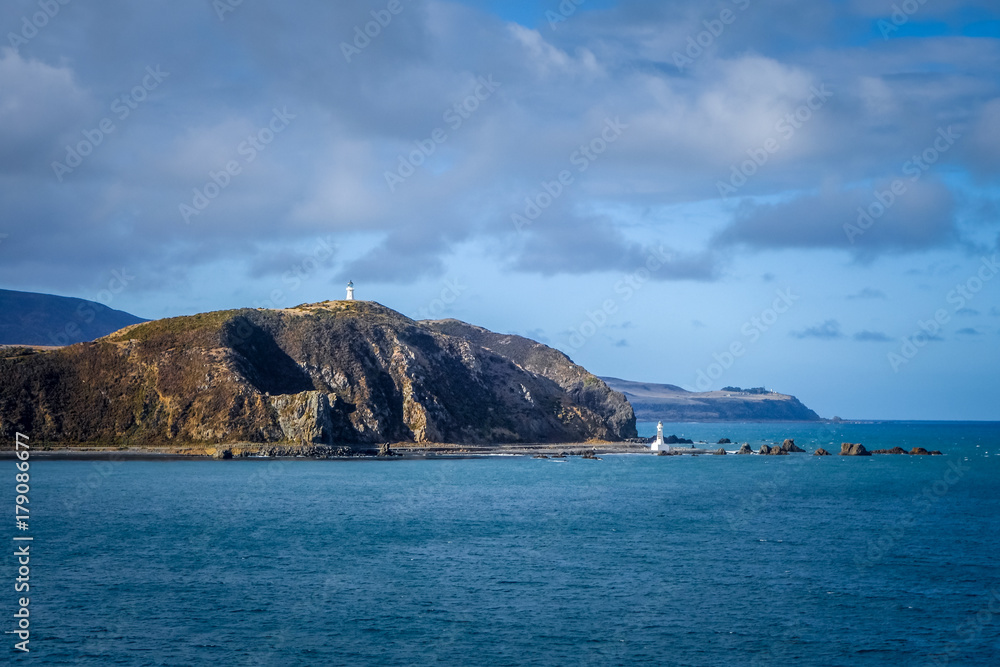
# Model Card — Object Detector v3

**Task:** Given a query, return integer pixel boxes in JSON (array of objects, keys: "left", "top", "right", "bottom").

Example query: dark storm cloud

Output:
[
  {"left": 717, "top": 179, "right": 957, "bottom": 255},
  {"left": 0, "top": 0, "right": 998, "bottom": 294}
]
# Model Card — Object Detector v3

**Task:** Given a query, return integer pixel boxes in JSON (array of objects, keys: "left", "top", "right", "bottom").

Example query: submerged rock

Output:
[{"left": 840, "top": 443, "right": 871, "bottom": 456}]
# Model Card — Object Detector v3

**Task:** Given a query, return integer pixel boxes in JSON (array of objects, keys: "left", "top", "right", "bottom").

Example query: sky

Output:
[{"left": 0, "top": 0, "right": 998, "bottom": 420}]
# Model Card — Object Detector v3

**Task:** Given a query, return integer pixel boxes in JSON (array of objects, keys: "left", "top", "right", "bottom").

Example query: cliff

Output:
[
  {"left": 600, "top": 377, "right": 821, "bottom": 422},
  {"left": 0, "top": 301, "right": 635, "bottom": 448},
  {"left": 421, "top": 319, "right": 636, "bottom": 439}
]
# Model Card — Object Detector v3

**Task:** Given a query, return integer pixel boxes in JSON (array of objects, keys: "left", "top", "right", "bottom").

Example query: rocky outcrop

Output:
[
  {"left": 781, "top": 438, "right": 806, "bottom": 453},
  {"left": 0, "top": 302, "right": 635, "bottom": 448},
  {"left": 758, "top": 445, "right": 787, "bottom": 455},
  {"left": 718, "top": 438, "right": 731, "bottom": 444},
  {"left": 840, "top": 443, "right": 871, "bottom": 456},
  {"left": 422, "top": 320, "right": 636, "bottom": 440},
  {"left": 871, "top": 447, "right": 908, "bottom": 455},
  {"left": 714, "top": 448, "right": 727, "bottom": 455},
  {"left": 664, "top": 435, "right": 694, "bottom": 444},
  {"left": 736, "top": 443, "right": 753, "bottom": 455},
  {"left": 910, "top": 447, "right": 930, "bottom": 455},
  {"left": 814, "top": 448, "right": 831, "bottom": 456}
]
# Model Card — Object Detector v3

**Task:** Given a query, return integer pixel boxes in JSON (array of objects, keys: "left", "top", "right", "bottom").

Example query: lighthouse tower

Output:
[
  {"left": 345, "top": 281, "right": 355, "bottom": 301},
  {"left": 651, "top": 420, "right": 670, "bottom": 452}
]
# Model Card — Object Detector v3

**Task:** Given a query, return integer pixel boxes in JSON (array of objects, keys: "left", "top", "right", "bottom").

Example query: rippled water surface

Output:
[{"left": 10, "top": 422, "right": 1000, "bottom": 665}]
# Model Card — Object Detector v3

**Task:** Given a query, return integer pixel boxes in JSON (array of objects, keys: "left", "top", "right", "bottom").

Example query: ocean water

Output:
[{"left": 8, "top": 422, "right": 1000, "bottom": 666}]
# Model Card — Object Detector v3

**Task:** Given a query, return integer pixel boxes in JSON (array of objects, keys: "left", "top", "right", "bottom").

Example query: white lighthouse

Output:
[
  {"left": 651, "top": 420, "right": 671, "bottom": 452},
  {"left": 345, "top": 281, "right": 355, "bottom": 301}
]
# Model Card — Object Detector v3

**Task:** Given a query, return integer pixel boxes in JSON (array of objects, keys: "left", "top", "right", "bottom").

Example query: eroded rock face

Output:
[
  {"left": 420, "top": 319, "right": 637, "bottom": 440},
  {"left": 0, "top": 302, "right": 636, "bottom": 447},
  {"left": 840, "top": 443, "right": 871, "bottom": 456}
]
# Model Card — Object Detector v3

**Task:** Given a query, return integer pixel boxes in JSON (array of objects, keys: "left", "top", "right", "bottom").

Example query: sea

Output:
[{"left": 8, "top": 421, "right": 1000, "bottom": 666}]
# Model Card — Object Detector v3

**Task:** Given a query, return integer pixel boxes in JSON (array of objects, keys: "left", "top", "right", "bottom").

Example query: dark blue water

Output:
[{"left": 7, "top": 422, "right": 1000, "bottom": 665}]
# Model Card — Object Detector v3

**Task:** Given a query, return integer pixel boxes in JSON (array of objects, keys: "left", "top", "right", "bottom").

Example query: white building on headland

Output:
[
  {"left": 651, "top": 421, "right": 671, "bottom": 453},
  {"left": 346, "top": 281, "right": 355, "bottom": 300}
]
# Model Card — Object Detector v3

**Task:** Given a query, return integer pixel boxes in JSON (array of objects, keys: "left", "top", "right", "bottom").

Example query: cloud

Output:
[
  {"left": 717, "top": 179, "right": 958, "bottom": 256},
  {"left": 0, "top": 0, "right": 998, "bottom": 303},
  {"left": 956, "top": 327, "right": 981, "bottom": 335},
  {"left": 847, "top": 288, "right": 887, "bottom": 300},
  {"left": 791, "top": 319, "right": 843, "bottom": 340},
  {"left": 853, "top": 330, "right": 892, "bottom": 342}
]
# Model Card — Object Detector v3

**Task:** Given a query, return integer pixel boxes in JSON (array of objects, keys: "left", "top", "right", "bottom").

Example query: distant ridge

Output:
[
  {"left": 0, "top": 289, "right": 147, "bottom": 346},
  {"left": 600, "top": 377, "right": 821, "bottom": 422}
]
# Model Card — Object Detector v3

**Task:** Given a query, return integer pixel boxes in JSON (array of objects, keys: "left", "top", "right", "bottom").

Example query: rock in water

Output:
[
  {"left": 0, "top": 301, "right": 637, "bottom": 447},
  {"left": 871, "top": 447, "right": 908, "bottom": 454},
  {"left": 814, "top": 448, "right": 831, "bottom": 456},
  {"left": 714, "top": 448, "right": 727, "bottom": 455},
  {"left": 717, "top": 438, "right": 731, "bottom": 444},
  {"left": 758, "top": 445, "right": 770, "bottom": 455},
  {"left": 781, "top": 438, "right": 806, "bottom": 453},
  {"left": 736, "top": 443, "right": 753, "bottom": 455},
  {"left": 910, "top": 447, "right": 931, "bottom": 455},
  {"left": 840, "top": 443, "right": 871, "bottom": 456}
]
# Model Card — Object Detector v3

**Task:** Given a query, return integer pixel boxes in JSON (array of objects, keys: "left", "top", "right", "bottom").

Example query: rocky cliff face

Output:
[
  {"left": 421, "top": 319, "right": 636, "bottom": 440},
  {"left": 0, "top": 302, "right": 634, "bottom": 447}
]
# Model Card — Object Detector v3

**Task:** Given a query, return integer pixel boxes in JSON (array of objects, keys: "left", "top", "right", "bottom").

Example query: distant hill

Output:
[
  {"left": 0, "top": 289, "right": 147, "bottom": 346},
  {"left": 0, "top": 301, "right": 635, "bottom": 447},
  {"left": 600, "top": 377, "right": 822, "bottom": 422}
]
